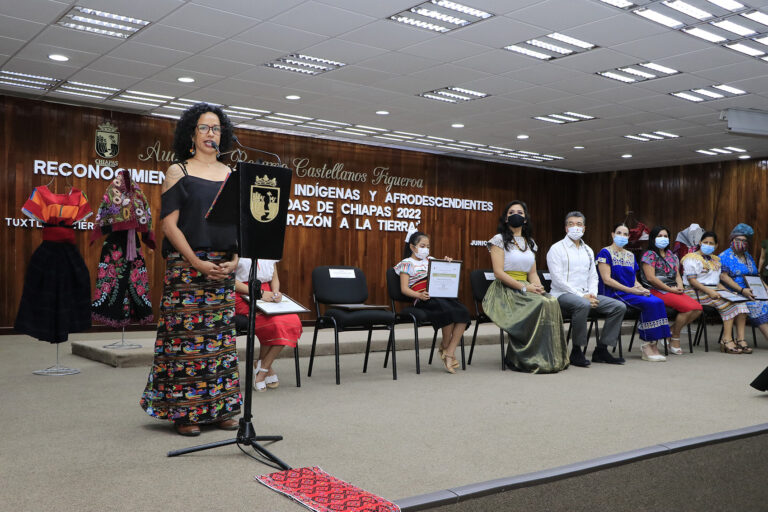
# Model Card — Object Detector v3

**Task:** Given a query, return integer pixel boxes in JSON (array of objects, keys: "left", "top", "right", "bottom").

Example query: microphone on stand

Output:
[{"left": 232, "top": 135, "right": 282, "bottom": 165}]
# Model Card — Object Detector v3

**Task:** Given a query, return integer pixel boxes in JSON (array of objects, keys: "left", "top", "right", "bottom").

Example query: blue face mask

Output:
[
  {"left": 655, "top": 237, "right": 670, "bottom": 249},
  {"left": 613, "top": 235, "right": 629, "bottom": 248},
  {"left": 700, "top": 244, "right": 715, "bottom": 255}
]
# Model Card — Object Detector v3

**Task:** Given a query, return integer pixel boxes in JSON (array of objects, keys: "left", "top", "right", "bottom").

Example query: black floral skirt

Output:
[
  {"left": 140, "top": 251, "right": 242, "bottom": 425},
  {"left": 92, "top": 231, "right": 153, "bottom": 327}
]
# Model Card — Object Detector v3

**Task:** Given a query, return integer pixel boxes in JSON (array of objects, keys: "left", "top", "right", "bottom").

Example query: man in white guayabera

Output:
[{"left": 546, "top": 211, "right": 627, "bottom": 367}]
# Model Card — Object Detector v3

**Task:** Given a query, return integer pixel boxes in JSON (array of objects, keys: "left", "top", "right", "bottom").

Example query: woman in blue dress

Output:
[
  {"left": 719, "top": 223, "right": 768, "bottom": 353},
  {"left": 597, "top": 223, "right": 671, "bottom": 362}
]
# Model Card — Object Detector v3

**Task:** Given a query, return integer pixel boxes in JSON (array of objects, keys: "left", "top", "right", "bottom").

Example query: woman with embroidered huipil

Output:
[
  {"left": 719, "top": 223, "right": 768, "bottom": 352},
  {"left": 598, "top": 223, "right": 671, "bottom": 362},
  {"left": 683, "top": 231, "right": 749, "bottom": 354},
  {"left": 482, "top": 201, "right": 567, "bottom": 373},
  {"left": 394, "top": 230, "right": 471, "bottom": 374},
  {"left": 640, "top": 225, "right": 702, "bottom": 355},
  {"left": 140, "top": 103, "right": 242, "bottom": 436}
]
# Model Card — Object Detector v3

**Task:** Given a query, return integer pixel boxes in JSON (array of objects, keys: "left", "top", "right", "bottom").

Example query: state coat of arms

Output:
[{"left": 95, "top": 121, "right": 120, "bottom": 158}]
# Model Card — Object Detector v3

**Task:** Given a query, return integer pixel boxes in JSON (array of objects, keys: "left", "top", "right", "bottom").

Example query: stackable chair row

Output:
[
  {"left": 234, "top": 315, "right": 302, "bottom": 387},
  {"left": 308, "top": 266, "right": 396, "bottom": 385},
  {"left": 467, "top": 269, "right": 507, "bottom": 371}
]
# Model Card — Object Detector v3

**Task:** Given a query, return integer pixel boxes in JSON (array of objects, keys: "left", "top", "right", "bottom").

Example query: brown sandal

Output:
[
  {"left": 174, "top": 423, "right": 201, "bottom": 436},
  {"left": 735, "top": 340, "right": 753, "bottom": 354},
  {"left": 440, "top": 351, "right": 459, "bottom": 368},
  {"left": 719, "top": 339, "right": 742, "bottom": 354}
]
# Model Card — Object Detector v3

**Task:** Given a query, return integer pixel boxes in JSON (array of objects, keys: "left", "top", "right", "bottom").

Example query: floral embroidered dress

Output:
[
  {"left": 15, "top": 186, "right": 93, "bottom": 343},
  {"left": 91, "top": 170, "right": 154, "bottom": 327},
  {"left": 719, "top": 247, "right": 768, "bottom": 326},
  {"left": 597, "top": 247, "right": 671, "bottom": 342}
]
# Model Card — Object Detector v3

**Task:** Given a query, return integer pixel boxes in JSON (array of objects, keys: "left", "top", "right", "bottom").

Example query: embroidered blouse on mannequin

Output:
[{"left": 90, "top": 170, "right": 155, "bottom": 327}]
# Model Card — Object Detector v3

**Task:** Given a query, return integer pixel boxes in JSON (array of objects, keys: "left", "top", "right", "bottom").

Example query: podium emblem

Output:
[
  {"left": 250, "top": 175, "right": 279, "bottom": 223},
  {"left": 95, "top": 122, "right": 120, "bottom": 158}
]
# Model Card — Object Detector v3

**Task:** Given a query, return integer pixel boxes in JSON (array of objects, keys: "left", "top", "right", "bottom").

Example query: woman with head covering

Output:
[{"left": 719, "top": 223, "right": 768, "bottom": 352}]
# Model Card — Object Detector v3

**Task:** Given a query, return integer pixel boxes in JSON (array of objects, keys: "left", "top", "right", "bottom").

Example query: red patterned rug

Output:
[{"left": 256, "top": 466, "right": 400, "bottom": 512}]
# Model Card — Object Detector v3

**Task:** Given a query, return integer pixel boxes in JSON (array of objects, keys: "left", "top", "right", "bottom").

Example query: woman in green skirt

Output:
[{"left": 483, "top": 200, "right": 568, "bottom": 373}]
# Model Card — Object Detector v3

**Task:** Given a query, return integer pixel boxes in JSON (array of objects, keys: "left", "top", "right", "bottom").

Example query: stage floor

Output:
[{"left": 1, "top": 327, "right": 767, "bottom": 511}]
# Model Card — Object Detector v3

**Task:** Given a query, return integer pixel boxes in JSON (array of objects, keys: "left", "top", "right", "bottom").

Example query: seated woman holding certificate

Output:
[
  {"left": 235, "top": 258, "right": 302, "bottom": 390},
  {"left": 482, "top": 200, "right": 567, "bottom": 374},
  {"left": 394, "top": 230, "right": 470, "bottom": 374},
  {"left": 719, "top": 223, "right": 768, "bottom": 351},
  {"left": 682, "top": 231, "right": 749, "bottom": 354}
]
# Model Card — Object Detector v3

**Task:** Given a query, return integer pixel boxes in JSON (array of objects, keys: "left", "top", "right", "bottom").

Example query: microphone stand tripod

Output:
[{"left": 167, "top": 252, "right": 290, "bottom": 470}]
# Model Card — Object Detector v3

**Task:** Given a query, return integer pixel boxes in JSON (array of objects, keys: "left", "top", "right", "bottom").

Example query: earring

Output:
[{"left": 189, "top": 142, "right": 195, "bottom": 155}]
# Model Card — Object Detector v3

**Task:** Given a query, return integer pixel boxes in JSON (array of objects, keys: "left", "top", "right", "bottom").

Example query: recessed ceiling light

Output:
[
  {"left": 706, "top": 0, "right": 744, "bottom": 11},
  {"left": 389, "top": 1, "right": 492, "bottom": 33},
  {"left": 634, "top": 8, "right": 684, "bottom": 28},
  {"left": 57, "top": 6, "right": 150, "bottom": 39},
  {"left": 671, "top": 91, "right": 705, "bottom": 102},
  {"left": 517, "top": 134, "right": 529, "bottom": 139},
  {"left": 710, "top": 19, "right": 755, "bottom": 36},
  {"left": 683, "top": 27, "right": 727, "bottom": 42},
  {"left": 725, "top": 146, "right": 746, "bottom": 152},
  {"left": 621, "top": 154, "right": 633, "bottom": 158},
  {"left": 177, "top": 77, "right": 195, "bottom": 83},
  {"left": 573, "top": 146, "right": 585, "bottom": 149},
  {"left": 504, "top": 45, "right": 553, "bottom": 60},
  {"left": 639, "top": 62, "right": 678, "bottom": 74},
  {"left": 451, "top": 123, "right": 464, "bottom": 128},
  {"left": 713, "top": 84, "right": 746, "bottom": 95},
  {"left": 726, "top": 42, "right": 764, "bottom": 56},
  {"left": 742, "top": 11, "right": 768, "bottom": 26},
  {"left": 548, "top": 32, "right": 595, "bottom": 49},
  {"left": 48, "top": 54, "right": 69, "bottom": 62},
  {"left": 663, "top": 0, "right": 713, "bottom": 20},
  {"left": 739, "top": 154, "right": 750, "bottom": 159},
  {"left": 599, "top": 71, "right": 636, "bottom": 83},
  {"left": 598, "top": 0, "right": 634, "bottom": 7},
  {"left": 285, "top": 95, "right": 301, "bottom": 100},
  {"left": 696, "top": 149, "right": 717, "bottom": 155},
  {"left": 375, "top": 110, "right": 389, "bottom": 115},
  {"left": 266, "top": 54, "right": 345, "bottom": 75}
]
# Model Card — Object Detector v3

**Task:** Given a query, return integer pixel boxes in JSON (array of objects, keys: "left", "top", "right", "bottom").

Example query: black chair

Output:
[
  {"left": 537, "top": 270, "right": 609, "bottom": 356},
  {"left": 385, "top": 268, "right": 465, "bottom": 374},
  {"left": 308, "top": 265, "right": 396, "bottom": 385},
  {"left": 234, "top": 315, "right": 302, "bottom": 387},
  {"left": 467, "top": 269, "right": 507, "bottom": 371}
]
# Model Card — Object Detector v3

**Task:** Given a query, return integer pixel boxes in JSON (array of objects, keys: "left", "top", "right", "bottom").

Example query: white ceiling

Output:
[{"left": 1, "top": 0, "right": 768, "bottom": 172}]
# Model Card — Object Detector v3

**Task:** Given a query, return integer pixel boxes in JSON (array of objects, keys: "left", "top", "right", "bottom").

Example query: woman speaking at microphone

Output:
[{"left": 140, "top": 103, "right": 242, "bottom": 437}]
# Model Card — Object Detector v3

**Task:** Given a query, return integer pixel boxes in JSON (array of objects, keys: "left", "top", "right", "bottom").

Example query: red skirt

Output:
[{"left": 235, "top": 283, "right": 302, "bottom": 348}]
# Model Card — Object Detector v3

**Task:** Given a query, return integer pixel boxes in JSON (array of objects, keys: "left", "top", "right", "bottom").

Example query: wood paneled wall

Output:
[
  {"left": 0, "top": 95, "right": 580, "bottom": 328},
  {"left": 2, "top": 95, "right": 766, "bottom": 330},
  {"left": 575, "top": 161, "right": 768, "bottom": 256}
]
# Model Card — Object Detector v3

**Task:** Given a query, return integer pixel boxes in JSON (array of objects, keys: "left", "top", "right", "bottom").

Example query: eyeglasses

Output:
[{"left": 197, "top": 124, "right": 221, "bottom": 135}]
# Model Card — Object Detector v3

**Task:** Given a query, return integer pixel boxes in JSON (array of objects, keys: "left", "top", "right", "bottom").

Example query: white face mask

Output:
[
  {"left": 567, "top": 226, "right": 584, "bottom": 240},
  {"left": 416, "top": 247, "right": 430, "bottom": 259}
]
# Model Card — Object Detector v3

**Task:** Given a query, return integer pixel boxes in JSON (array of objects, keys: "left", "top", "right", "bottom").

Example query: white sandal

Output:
[
  {"left": 253, "top": 360, "right": 268, "bottom": 392},
  {"left": 641, "top": 342, "right": 667, "bottom": 362},
  {"left": 265, "top": 373, "right": 279, "bottom": 389},
  {"left": 661, "top": 338, "right": 683, "bottom": 355}
]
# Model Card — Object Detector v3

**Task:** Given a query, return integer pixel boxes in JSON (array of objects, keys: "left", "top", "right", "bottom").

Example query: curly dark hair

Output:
[
  {"left": 172, "top": 102, "right": 234, "bottom": 163},
  {"left": 497, "top": 200, "right": 535, "bottom": 253}
]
